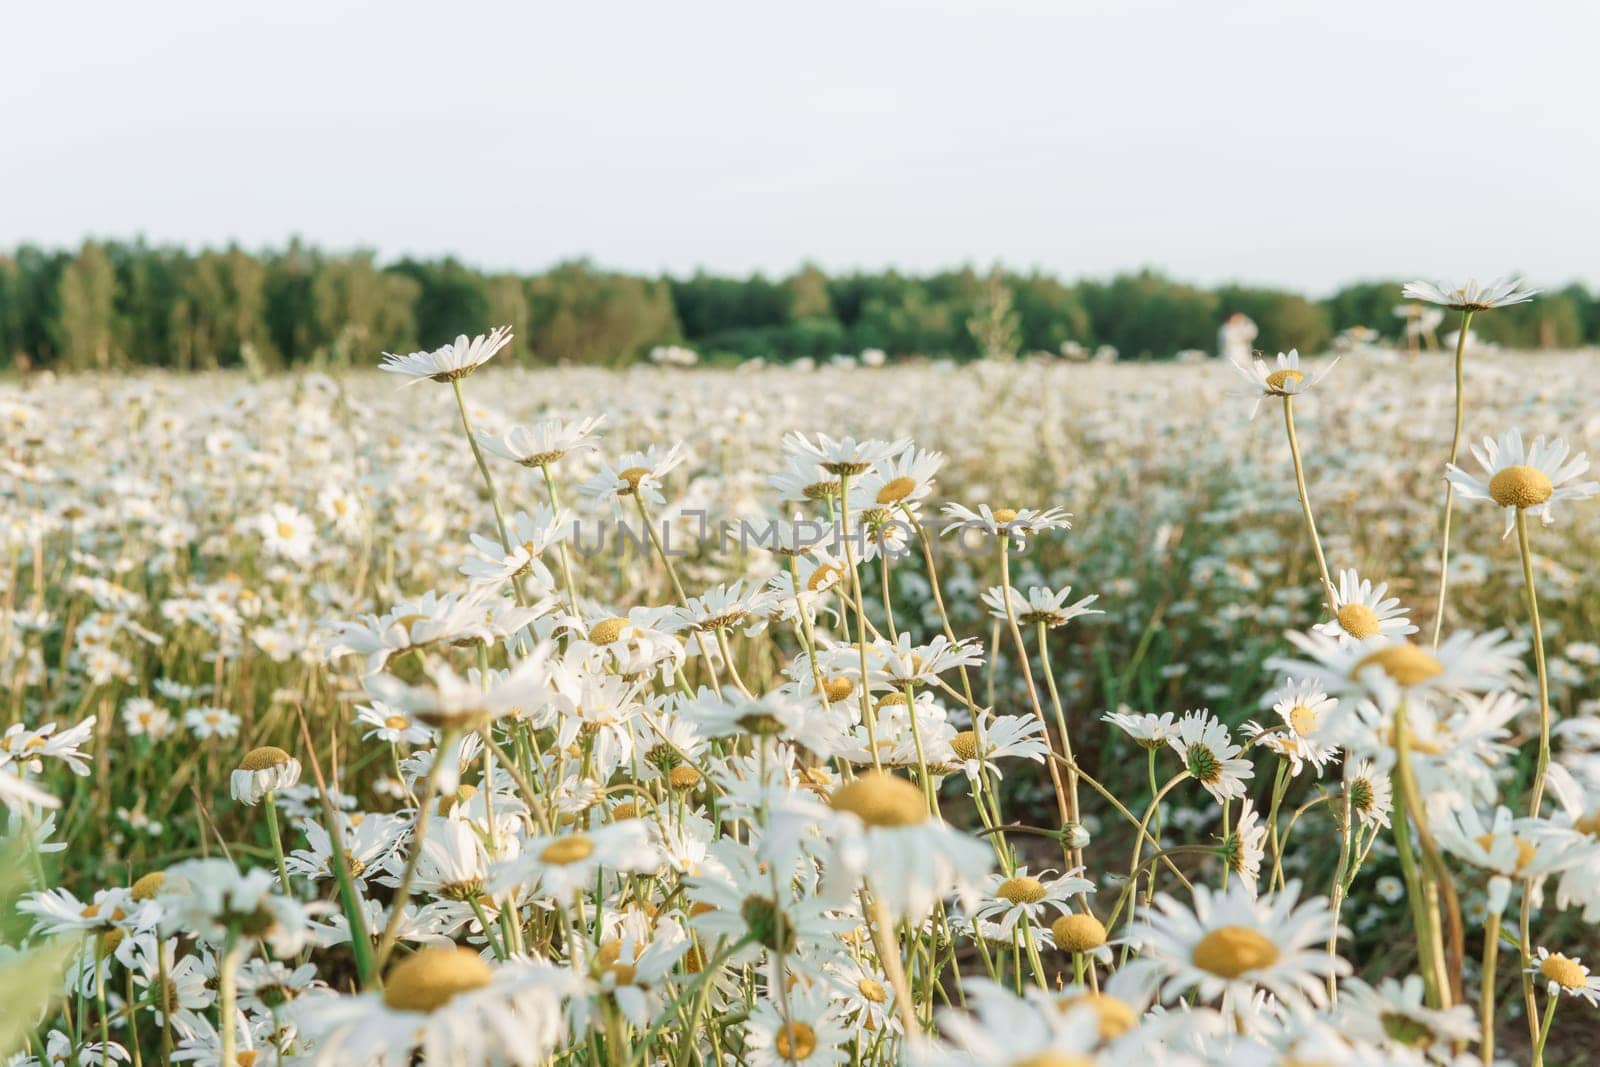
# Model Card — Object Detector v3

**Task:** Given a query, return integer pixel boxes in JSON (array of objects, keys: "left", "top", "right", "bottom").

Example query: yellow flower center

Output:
[
  {"left": 857, "top": 977, "right": 887, "bottom": 1003},
  {"left": 1539, "top": 953, "right": 1588, "bottom": 990},
  {"left": 1336, "top": 602, "right": 1381, "bottom": 640},
  {"left": 236, "top": 1051, "right": 259, "bottom": 1067},
  {"left": 874, "top": 692, "right": 908, "bottom": 711},
  {"left": 875, "top": 476, "right": 916, "bottom": 505},
  {"left": 1488, "top": 465, "right": 1554, "bottom": 509},
  {"left": 275, "top": 522, "right": 296, "bottom": 540},
  {"left": 667, "top": 765, "right": 703, "bottom": 791},
  {"left": 997, "top": 876, "right": 1047, "bottom": 905},
  {"left": 590, "top": 617, "right": 629, "bottom": 645},
  {"left": 773, "top": 1021, "right": 817, "bottom": 1061},
  {"left": 991, "top": 508, "right": 1018, "bottom": 524},
  {"left": 610, "top": 802, "right": 639, "bottom": 820},
  {"left": 1011, "top": 1055, "right": 1094, "bottom": 1067},
  {"left": 617, "top": 466, "right": 651, "bottom": 493},
  {"left": 1574, "top": 810, "right": 1600, "bottom": 838},
  {"left": 830, "top": 773, "right": 928, "bottom": 828},
  {"left": 1288, "top": 704, "right": 1318, "bottom": 735},
  {"left": 1264, "top": 368, "right": 1305, "bottom": 391},
  {"left": 1051, "top": 913, "right": 1108, "bottom": 953},
  {"left": 1058, "top": 991, "right": 1135, "bottom": 1039},
  {"left": 238, "top": 746, "right": 292, "bottom": 772},
  {"left": 384, "top": 715, "right": 410, "bottom": 731},
  {"left": 821, "top": 676, "right": 854, "bottom": 703},
  {"left": 1352, "top": 643, "right": 1443, "bottom": 687},
  {"left": 381, "top": 947, "right": 494, "bottom": 1013},
  {"left": 1475, "top": 833, "right": 1536, "bottom": 871},
  {"left": 806, "top": 563, "right": 845, "bottom": 593},
  {"left": 540, "top": 834, "right": 596, "bottom": 865},
  {"left": 130, "top": 872, "right": 167, "bottom": 901},
  {"left": 1190, "top": 925, "right": 1279, "bottom": 978},
  {"left": 949, "top": 730, "right": 979, "bottom": 762}
]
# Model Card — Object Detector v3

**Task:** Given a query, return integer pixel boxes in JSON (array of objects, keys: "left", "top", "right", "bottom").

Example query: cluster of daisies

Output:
[{"left": 2, "top": 277, "right": 1599, "bottom": 1065}]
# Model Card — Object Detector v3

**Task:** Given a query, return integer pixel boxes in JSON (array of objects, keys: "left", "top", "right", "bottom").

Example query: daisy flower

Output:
[
  {"left": 981, "top": 584, "right": 1102, "bottom": 628},
  {"left": 458, "top": 507, "right": 569, "bottom": 591},
  {"left": 577, "top": 443, "right": 687, "bottom": 507},
  {"left": 476, "top": 414, "right": 604, "bottom": 468},
  {"left": 1229, "top": 349, "right": 1338, "bottom": 417},
  {"left": 291, "top": 946, "right": 578, "bottom": 1065},
  {"left": 354, "top": 701, "right": 434, "bottom": 746},
  {"left": 970, "top": 866, "right": 1093, "bottom": 937},
  {"left": 781, "top": 431, "right": 912, "bottom": 476},
  {"left": 1342, "top": 758, "right": 1393, "bottom": 829},
  {"left": 811, "top": 772, "right": 992, "bottom": 920},
  {"left": 1313, "top": 568, "right": 1416, "bottom": 644},
  {"left": 853, "top": 445, "right": 945, "bottom": 510},
  {"left": 255, "top": 503, "right": 315, "bottom": 563},
  {"left": 229, "top": 745, "right": 301, "bottom": 806},
  {"left": 490, "top": 819, "right": 659, "bottom": 899},
  {"left": 744, "top": 983, "right": 852, "bottom": 1067},
  {"left": 919, "top": 979, "right": 1104, "bottom": 1067},
  {"left": 1102, "top": 707, "right": 1179, "bottom": 751},
  {"left": 1529, "top": 947, "right": 1600, "bottom": 1005},
  {"left": 1270, "top": 628, "right": 1525, "bottom": 706},
  {"left": 1120, "top": 879, "right": 1345, "bottom": 1013},
  {"left": 1336, "top": 974, "right": 1477, "bottom": 1056},
  {"left": 1436, "top": 804, "right": 1577, "bottom": 914},
  {"left": 1167, "top": 710, "right": 1253, "bottom": 803},
  {"left": 769, "top": 459, "right": 841, "bottom": 503},
  {"left": 1445, "top": 428, "right": 1597, "bottom": 536},
  {"left": 1224, "top": 800, "right": 1268, "bottom": 895},
  {"left": 378, "top": 325, "right": 514, "bottom": 384},
  {"left": 1402, "top": 276, "right": 1539, "bottom": 311},
  {"left": 1244, "top": 678, "right": 1340, "bottom": 777},
  {"left": 946, "top": 711, "right": 1050, "bottom": 781},
  {"left": 157, "top": 859, "right": 315, "bottom": 957},
  {"left": 940, "top": 503, "right": 1072, "bottom": 549}
]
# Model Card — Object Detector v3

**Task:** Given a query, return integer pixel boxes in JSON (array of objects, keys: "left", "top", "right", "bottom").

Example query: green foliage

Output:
[{"left": 1, "top": 241, "right": 1597, "bottom": 372}]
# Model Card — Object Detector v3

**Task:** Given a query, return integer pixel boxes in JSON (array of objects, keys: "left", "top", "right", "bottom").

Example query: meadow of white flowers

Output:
[{"left": 4, "top": 281, "right": 1600, "bottom": 1065}]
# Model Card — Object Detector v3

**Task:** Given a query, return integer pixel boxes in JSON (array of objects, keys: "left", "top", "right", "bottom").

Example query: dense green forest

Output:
[{"left": 2, "top": 239, "right": 1595, "bottom": 371}]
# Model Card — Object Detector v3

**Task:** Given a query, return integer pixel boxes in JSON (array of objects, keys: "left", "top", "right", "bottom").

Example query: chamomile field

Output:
[{"left": 4, "top": 314, "right": 1600, "bottom": 1065}]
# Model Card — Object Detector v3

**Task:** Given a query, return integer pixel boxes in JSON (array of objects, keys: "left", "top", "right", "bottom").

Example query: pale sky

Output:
[{"left": 4, "top": 0, "right": 1595, "bottom": 293}]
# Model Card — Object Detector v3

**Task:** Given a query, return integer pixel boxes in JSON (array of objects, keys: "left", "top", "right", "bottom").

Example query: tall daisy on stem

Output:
[
  {"left": 1402, "top": 277, "right": 1539, "bottom": 646},
  {"left": 1447, "top": 429, "right": 1597, "bottom": 814},
  {"left": 1229, "top": 350, "right": 1337, "bottom": 612}
]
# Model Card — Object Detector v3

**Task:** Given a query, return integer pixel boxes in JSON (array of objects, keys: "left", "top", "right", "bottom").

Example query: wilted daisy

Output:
[
  {"left": 229, "top": 746, "right": 301, "bottom": 806},
  {"left": 291, "top": 946, "right": 578, "bottom": 1065},
  {"left": 1121, "top": 880, "right": 1345, "bottom": 1013},
  {"left": 378, "top": 325, "right": 514, "bottom": 384},
  {"left": 1529, "top": 947, "right": 1600, "bottom": 1005},
  {"left": 1402, "top": 276, "right": 1539, "bottom": 310},
  {"left": 1313, "top": 568, "right": 1416, "bottom": 644},
  {"left": 1445, "top": 428, "right": 1597, "bottom": 536},
  {"left": 1167, "top": 710, "right": 1253, "bottom": 803}
]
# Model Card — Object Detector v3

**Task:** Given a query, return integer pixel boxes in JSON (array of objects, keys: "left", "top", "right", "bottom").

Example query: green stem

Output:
[
  {"left": 1516, "top": 509, "right": 1553, "bottom": 816},
  {"left": 1431, "top": 307, "right": 1474, "bottom": 647}
]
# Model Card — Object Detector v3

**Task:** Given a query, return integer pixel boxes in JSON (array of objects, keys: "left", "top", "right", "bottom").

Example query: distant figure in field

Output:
[{"left": 1218, "top": 312, "right": 1258, "bottom": 363}]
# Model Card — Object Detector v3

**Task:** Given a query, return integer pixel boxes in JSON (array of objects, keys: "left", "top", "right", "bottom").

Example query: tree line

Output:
[{"left": 2, "top": 239, "right": 1595, "bottom": 372}]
